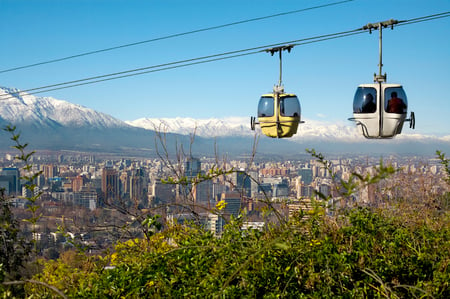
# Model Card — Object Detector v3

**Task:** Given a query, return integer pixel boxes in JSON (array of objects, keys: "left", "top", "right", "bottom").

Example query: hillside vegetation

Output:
[{"left": 22, "top": 204, "right": 449, "bottom": 298}]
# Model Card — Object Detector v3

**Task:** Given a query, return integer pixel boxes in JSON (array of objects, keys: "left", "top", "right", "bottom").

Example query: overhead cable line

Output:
[
  {"left": 11, "top": 52, "right": 261, "bottom": 95},
  {"left": 1, "top": 11, "right": 448, "bottom": 100},
  {"left": 0, "top": 0, "right": 354, "bottom": 74},
  {"left": 396, "top": 11, "right": 450, "bottom": 26},
  {"left": 0, "top": 28, "right": 366, "bottom": 98},
  {"left": 9, "top": 31, "right": 368, "bottom": 95}
]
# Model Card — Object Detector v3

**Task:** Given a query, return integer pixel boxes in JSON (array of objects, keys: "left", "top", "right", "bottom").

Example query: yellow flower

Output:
[
  {"left": 111, "top": 252, "right": 118, "bottom": 263},
  {"left": 216, "top": 200, "right": 227, "bottom": 211}
]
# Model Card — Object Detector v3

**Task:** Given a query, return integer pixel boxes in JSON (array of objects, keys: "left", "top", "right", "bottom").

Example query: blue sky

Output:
[{"left": 1, "top": 0, "right": 449, "bottom": 136}]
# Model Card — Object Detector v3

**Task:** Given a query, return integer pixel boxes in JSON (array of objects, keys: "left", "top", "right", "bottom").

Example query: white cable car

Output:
[
  {"left": 349, "top": 19, "right": 415, "bottom": 138},
  {"left": 352, "top": 83, "right": 414, "bottom": 138}
]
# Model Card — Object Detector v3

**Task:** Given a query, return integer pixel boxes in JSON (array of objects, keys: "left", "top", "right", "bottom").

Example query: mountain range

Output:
[{"left": 1, "top": 86, "right": 449, "bottom": 158}]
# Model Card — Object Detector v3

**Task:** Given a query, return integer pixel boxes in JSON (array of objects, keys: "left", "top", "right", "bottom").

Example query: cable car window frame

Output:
[
  {"left": 353, "top": 87, "right": 377, "bottom": 114},
  {"left": 258, "top": 96, "right": 275, "bottom": 117},
  {"left": 384, "top": 87, "right": 407, "bottom": 114},
  {"left": 279, "top": 95, "right": 300, "bottom": 117}
]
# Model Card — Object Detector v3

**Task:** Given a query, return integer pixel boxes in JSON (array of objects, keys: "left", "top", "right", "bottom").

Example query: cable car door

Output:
[
  {"left": 381, "top": 84, "right": 407, "bottom": 137},
  {"left": 352, "top": 84, "right": 380, "bottom": 137}
]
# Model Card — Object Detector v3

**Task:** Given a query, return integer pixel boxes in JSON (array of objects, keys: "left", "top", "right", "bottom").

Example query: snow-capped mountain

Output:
[
  {"left": 126, "top": 117, "right": 255, "bottom": 138},
  {"left": 0, "top": 87, "right": 127, "bottom": 129},
  {"left": 0, "top": 87, "right": 162, "bottom": 153}
]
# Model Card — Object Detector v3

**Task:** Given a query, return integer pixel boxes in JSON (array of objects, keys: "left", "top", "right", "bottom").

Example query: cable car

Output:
[
  {"left": 254, "top": 87, "right": 301, "bottom": 138},
  {"left": 349, "top": 19, "right": 415, "bottom": 138},
  {"left": 251, "top": 45, "right": 303, "bottom": 138},
  {"left": 352, "top": 83, "right": 414, "bottom": 138}
]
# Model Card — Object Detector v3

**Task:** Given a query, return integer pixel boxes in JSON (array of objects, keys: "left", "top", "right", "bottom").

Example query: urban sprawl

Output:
[{"left": 1, "top": 151, "right": 448, "bottom": 258}]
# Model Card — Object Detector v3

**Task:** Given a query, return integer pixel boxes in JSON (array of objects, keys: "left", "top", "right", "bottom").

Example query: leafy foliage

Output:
[
  {"left": 0, "top": 189, "right": 32, "bottom": 283},
  {"left": 0, "top": 126, "right": 38, "bottom": 296},
  {"left": 437, "top": 150, "right": 450, "bottom": 185},
  {"left": 3, "top": 125, "right": 43, "bottom": 252},
  {"left": 26, "top": 205, "right": 450, "bottom": 298}
]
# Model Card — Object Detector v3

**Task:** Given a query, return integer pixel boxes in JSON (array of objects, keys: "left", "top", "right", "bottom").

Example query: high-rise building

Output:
[
  {"left": 0, "top": 167, "right": 20, "bottom": 195},
  {"left": 298, "top": 168, "right": 313, "bottom": 185},
  {"left": 220, "top": 191, "right": 242, "bottom": 218},
  {"left": 151, "top": 181, "right": 176, "bottom": 205},
  {"left": 72, "top": 175, "right": 84, "bottom": 192},
  {"left": 184, "top": 157, "right": 201, "bottom": 178},
  {"left": 206, "top": 213, "right": 225, "bottom": 237},
  {"left": 36, "top": 174, "right": 46, "bottom": 189},
  {"left": 42, "top": 164, "right": 58, "bottom": 180},
  {"left": 248, "top": 171, "right": 259, "bottom": 197},
  {"left": 119, "top": 171, "right": 129, "bottom": 196},
  {"left": 130, "top": 168, "right": 146, "bottom": 207},
  {"left": 193, "top": 179, "right": 213, "bottom": 205},
  {"left": 297, "top": 183, "right": 314, "bottom": 198},
  {"left": 258, "top": 182, "right": 273, "bottom": 197},
  {"left": 102, "top": 167, "right": 119, "bottom": 202},
  {"left": 273, "top": 181, "right": 289, "bottom": 198},
  {"left": 230, "top": 170, "right": 252, "bottom": 197},
  {"left": 180, "top": 157, "right": 202, "bottom": 200}
]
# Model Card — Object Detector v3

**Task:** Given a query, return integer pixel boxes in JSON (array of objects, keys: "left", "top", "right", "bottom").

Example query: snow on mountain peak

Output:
[
  {"left": 126, "top": 117, "right": 253, "bottom": 137},
  {"left": 0, "top": 87, "right": 127, "bottom": 128}
]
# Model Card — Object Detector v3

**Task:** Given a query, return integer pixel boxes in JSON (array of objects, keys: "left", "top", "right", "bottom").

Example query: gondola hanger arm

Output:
[
  {"left": 264, "top": 45, "right": 295, "bottom": 89},
  {"left": 361, "top": 19, "right": 400, "bottom": 83}
]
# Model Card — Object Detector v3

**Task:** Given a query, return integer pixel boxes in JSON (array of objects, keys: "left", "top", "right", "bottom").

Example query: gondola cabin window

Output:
[
  {"left": 280, "top": 95, "right": 301, "bottom": 117},
  {"left": 258, "top": 96, "right": 274, "bottom": 117},
  {"left": 385, "top": 87, "right": 407, "bottom": 114},
  {"left": 353, "top": 87, "right": 377, "bottom": 114}
]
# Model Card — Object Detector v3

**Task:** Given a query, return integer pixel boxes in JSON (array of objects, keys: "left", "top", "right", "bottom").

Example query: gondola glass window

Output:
[
  {"left": 385, "top": 87, "right": 407, "bottom": 114},
  {"left": 280, "top": 95, "right": 301, "bottom": 117},
  {"left": 258, "top": 96, "right": 274, "bottom": 117},
  {"left": 353, "top": 87, "right": 377, "bottom": 113}
]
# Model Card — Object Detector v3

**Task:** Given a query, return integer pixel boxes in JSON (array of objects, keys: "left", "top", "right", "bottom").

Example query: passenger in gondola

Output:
[
  {"left": 387, "top": 92, "right": 406, "bottom": 113},
  {"left": 362, "top": 93, "right": 376, "bottom": 113}
]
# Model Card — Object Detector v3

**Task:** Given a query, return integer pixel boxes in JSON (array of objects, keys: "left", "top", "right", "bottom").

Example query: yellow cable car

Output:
[
  {"left": 250, "top": 45, "right": 304, "bottom": 138},
  {"left": 253, "top": 87, "right": 301, "bottom": 138}
]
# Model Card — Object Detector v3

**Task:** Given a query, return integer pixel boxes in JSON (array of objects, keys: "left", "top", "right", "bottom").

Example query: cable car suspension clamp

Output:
[
  {"left": 374, "top": 73, "right": 387, "bottom": 83},
  {"left": 273, "top": 85, "right": 284, "bottom": 94},
  {"left": 363, "top": 19, "right": 398, "bottom": 33},
  {"left": 265, "top": 45, "right": 294, "bottom": 56}
]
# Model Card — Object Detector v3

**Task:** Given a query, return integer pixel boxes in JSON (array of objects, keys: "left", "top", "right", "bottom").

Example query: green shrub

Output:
[{"left": 27, "top": 206, "right": 449, "bottom": 298}]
